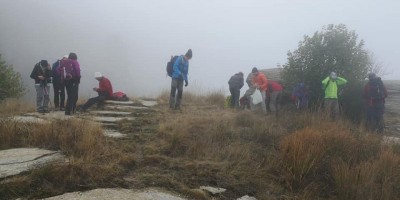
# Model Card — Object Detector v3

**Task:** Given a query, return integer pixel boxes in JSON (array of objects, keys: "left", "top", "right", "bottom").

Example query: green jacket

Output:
[{"left": 322, "top": 76, "right": 347, "bottom": 99}]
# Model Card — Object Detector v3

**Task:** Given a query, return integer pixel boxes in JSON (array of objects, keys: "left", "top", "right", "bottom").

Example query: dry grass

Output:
[{"left": 0, "top": 99, "right": 34, "bottom": 116}]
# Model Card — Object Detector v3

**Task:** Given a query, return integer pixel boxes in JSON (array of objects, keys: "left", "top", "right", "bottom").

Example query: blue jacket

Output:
[
  {"left": 171, "top": 55, "right": 189, "bottom": 81},
  {"left": 52, "top": 60, "right": 61, "bottom": 82}
]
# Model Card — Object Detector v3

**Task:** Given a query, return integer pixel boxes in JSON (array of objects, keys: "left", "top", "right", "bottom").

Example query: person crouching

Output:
[{"left": 78, "top": 72, "right": 113, "bottom": 112}]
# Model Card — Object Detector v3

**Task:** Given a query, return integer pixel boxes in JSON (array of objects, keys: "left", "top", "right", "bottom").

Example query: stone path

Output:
[{"left": 0, "top": 148, "right": 64, "bottom": 179}]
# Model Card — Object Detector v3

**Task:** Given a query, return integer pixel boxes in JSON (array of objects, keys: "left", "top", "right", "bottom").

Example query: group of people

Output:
[{"left": 30, "top": 52, "right": 114, "bottom": 115}]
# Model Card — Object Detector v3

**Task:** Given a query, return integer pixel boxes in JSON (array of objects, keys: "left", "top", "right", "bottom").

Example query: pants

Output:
[
  {"left": 35, "top": 84, "right": 50, "bottom": 112},
  {"left": 229, "top": 87, "right": 240, "bottom": 108},
  {"left": 82, "top": 92, "right": 108, "bottom": 110},
  {"left": 52, "top": 80, "right": 65, "bottom": 108},
  {"left": 260, "top": 90, "right": 267, "bottom": 113},
  {"left": 270, "top": 91, "right": 282, "bottom": 113},
  {"left": 169, "top": 78, "right": 184, "bottom": 109},
  {"left": 324, "top": 98, "right": 339, "bottom": 119},
  {"left": 366, "top": 102, "right": 385, "bottom": 133},
  {"left": 65, "top": 80, "right": 79, "bottom": 114}
]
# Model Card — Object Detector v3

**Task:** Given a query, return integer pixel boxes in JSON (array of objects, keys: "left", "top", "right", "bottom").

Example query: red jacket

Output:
[
  {"left": 363, "top": 80, "right": 387, "bottom": 105},
  {"left": 253, "top": 72, "right": 268, "bottom": 91},
  {"left": 268, "top": 81, "right": 283, "bottom": 92},
  {"left": 98, "top": 77, "right": 113, "bottom": 98}
]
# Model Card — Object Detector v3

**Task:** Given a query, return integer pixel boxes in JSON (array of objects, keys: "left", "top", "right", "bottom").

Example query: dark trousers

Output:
[
  {"left": 82, "top": 92, "right": 108, "bottom": 110},
  {"left": 229, "top": 87, "right": 240, "bottom": 108},
  {"left": 52, "top": 80, "right": 65, "bottom": 108},
  {"left": 366, "top": 102, "right": 385, "bottom": 133},
  {"left": 65, "top": 81, "right": 79, "bottom": 114},
  {"left": 169, "top": 78, "right": 184, "bottom": 109}
]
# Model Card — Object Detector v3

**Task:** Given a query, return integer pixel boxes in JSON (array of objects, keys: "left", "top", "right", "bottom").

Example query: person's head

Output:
[
  {"left": 184, "top": 49, "right": 192, "bottom": 60},
  {"left": 238, "top": 72, "right": 244, "bottom": 76},
  {"left": 252, "top": 67, "right": 258, "bottom": 74},
  {"left": 330, "top": 72, "right": 337, "bottom": 80},
  {"left": 68, "top": 52, "right": 78, "bottom": 60},
  {"left": 368, "top": 72, "right": 377, "bottom": 80},
  {"left": 40, "top": 60, "right": 48, "bottom": 67},
  {"left": 62, "top": 55, "right": 69, "bottom": 60},
  {"left": 94, "top": 72, "right": 103, "bottom": 80}
]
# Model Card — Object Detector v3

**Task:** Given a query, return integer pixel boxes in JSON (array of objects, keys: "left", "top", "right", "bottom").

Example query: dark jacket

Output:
[
  {"left": 228, "top": 73, "right": 244, "bottom": 90},
  {"left": 363, "top": 77, "right": 388, "bottom": 106},
  {"left": 52, "top": 60, "right": 62, "bottom": 83},
  {"left": 30, "top": 62, "right": 52, "bottom": 84}
]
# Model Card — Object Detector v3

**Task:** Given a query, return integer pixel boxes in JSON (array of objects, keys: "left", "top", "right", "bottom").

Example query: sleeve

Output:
[
  {"left": 262, "top": 75, "right": 268, "bottom": 90},
  {"left": 321, "top": 77, "right": 329, "bottom": 87},
  {"left": 337, "top": 77, "right": 347, "bottom": 85},
  {"left": 30, "top": 65, "right": 38, "bottom": 79},
  {"left": 74, "top": 61, "right": 81, "bottom": 78},
  {"left": 239, "top": 76, "right": 244, "bottom": 89},
  {"left": 45, "top": 67, "right": 52, "bottom": 78},
  {"left": 183, "top": 63, "right": 188, "bottom": 81}
]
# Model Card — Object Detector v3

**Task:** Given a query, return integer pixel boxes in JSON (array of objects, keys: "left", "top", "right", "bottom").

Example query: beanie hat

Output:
[
  {"left": 185, "top": 49, "right": 192, "bottom": 59},
  {"left": 40, "top": 60, "right": 48, "bottom": 67},
  {"left": 94, "top": 72, "right": 103, "bottom": 78},
  {"left": 252, "top": 67, "right": 258, "bottom": 73}
]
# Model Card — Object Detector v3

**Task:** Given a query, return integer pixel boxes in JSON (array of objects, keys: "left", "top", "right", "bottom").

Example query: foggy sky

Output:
[{"left": 0, "top": 0, "right": 399, "bottom": 98}]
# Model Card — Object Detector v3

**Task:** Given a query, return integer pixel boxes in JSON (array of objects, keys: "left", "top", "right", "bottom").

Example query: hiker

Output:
[
  {"left": 78, "top": 72, "right": 113, "bottom": 112},
  {"left": 228, "top": 72, "right": 244, "bottom": 108},
  {"left": 252, "top": 67, "right": 268, "bottom": 113},
  {"left": 30, "top": 60, "right": 52, "bottom": 113},
  {"left": 58, "top": 52, "right": 81, "bottom": 115},
  {"left": 321, "top": 72, "right": 347, "bottom": 119},
  {"left": 268, "top": 81, "right": 283, "bottom": 116},
  {"left": 51, "top": 55, "right": 68, "bottom": 111},
  {"left": 169, "top": 49, "right": 192, "bottom": 110},
  {"left": 241, "top": 70, "right": 257, "bottom": 110},
  {"left": 291, "top": 83, "right": 309, "bottom": 110},
  {"left": 363, "top": 73, "right": 388, "bottom": 133}
]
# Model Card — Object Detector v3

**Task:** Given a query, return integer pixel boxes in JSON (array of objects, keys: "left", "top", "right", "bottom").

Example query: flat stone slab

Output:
[
  {"left": 91, "top": 116, "right": 135, "bottom": 123},
  {"left": 382, "top": 136, "right": 400, "bottom": 145},
  {"left": 90, "top": 111, "right": 132, "bottom": 116},
  {"left": 12, "top": 116, "right": 47, "bottom": 123},
  {"left": 237, "top": 195, "right": 257, "bottom": 200},
  {"left": 103, "top": 130, "right": 128, "bottom": 138},
  {"left": 0, "top": 148, "right": 64, "bottom": 178},
  {"left": 199, "top": 186, "right": 226, "bottom": 195},
  {"left": 104, "top": 100, "right": 135, "bottom": 105},
  {"left": 44, "top": 188, "right": 187, "bottom": 200},
  {"left": 138, "top": 100, "right": 158, "bottom": 107},
  {"left": 106, "top": 105, "right": 149, "bottom": 110}
]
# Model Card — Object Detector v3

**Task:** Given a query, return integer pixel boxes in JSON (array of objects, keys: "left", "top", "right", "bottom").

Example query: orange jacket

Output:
[{"left": 253, "top": 72, "right": 268, "bottom": 91}]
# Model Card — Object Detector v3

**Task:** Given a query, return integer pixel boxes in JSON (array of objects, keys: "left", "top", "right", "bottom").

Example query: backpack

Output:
[
  {"left": 60, "top": 59, "right": 77, "bottom": 81},
  {"left": 369, "top": 78, "right": 384, "bottom": 99},
  {"left": 113, "top": 91, "right": 129, "bottom": 101},
  {"left": 166, "top": 55, "right": 179, "bottom": 77}
]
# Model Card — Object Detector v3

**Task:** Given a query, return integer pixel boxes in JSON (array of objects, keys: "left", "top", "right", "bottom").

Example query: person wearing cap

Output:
[
  {"left": 51, "top": 55, "right": 68, "bottom": 111},
  {"left": 252, "top": 67, "right": 269, "bottom": 113},
  {"left": 321, "top": 72, "right": 347, "bottom": 119},
  {"left": 169, "top": 49, "right": 192, "bottom": 110},
  {"left": 59, "top": 52, "right": 81, "bottom": 115},
  {"left": 363, "top": 73, "right": 388, "bottom": 133},
  {"left": 228, "top": 72, "right": 244, "bottom": 108},
  {"left": 30, "top": 60, "right": 52, "bottom": 113},
  {"left": 78, "top": 72, "right": 113, "bottom": 112}
]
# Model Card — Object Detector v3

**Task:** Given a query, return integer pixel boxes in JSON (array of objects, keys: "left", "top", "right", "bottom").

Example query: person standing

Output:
[
  {"left": 51, "top": 55, "right": 68, "bottom": 111},
  {"left": 363, "top": 73, "right": 388, "bottom": 133},
  {"left": 30, "top": 60, "right": 52, "bottom": 113},
  {"left": 228, "top": 72, "right": 244, "bottom": 108},
  {"left": 78, "top": 72, "right": 113, "bottom": 111},
  {"left": 321, "top": 72, "right": 347, "bottom": 119},
  {"left": 169, "top": 49, "right": 192, "bottom": 110},
  {"left": 252, "top": 67, "right": 268, "bottom": 113},
  {"left": 268, "top": 80, "right": 283, "bottom": 116},
  {"left": 291, "top": 83, "right": 309, "bottom": 110},
  {"left": 58, "top": 52, "right": 81, "bottom": 115}
]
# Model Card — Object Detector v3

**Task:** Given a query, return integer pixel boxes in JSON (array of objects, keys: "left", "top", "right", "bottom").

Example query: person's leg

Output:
[
  {"left": 234, "top": 89, "right": 240, "bottom": 108},
  {"left": 375, "top": 103, "right": 385, "bottom": 133},
  {"left": 43, "top": 85, "right": 50, "bottom": 112},
  {"left": 260, "top": 90, "right": 267, "bottom": 113},
  {"left": 60, "top": 83, "right": 65, "bottom": 110},
  {"left": 270, "top": 91, "right": 278, "bottom": 112},
  {"left": 366, "top": 105, "right": 374, "bottom": 131},
  {"left": 229, "top": 88, "right": 235, "bottom": 108},
  {"left": 175, "top": 79, "right": 184, "bottom": 109},
  {"left": 332, "top": 100, "right": 339, "bottom": 119},
  {"left": 71, "top": 83, "right": 79, "bottom": 113},
  {"left": 65, "top": 81, "right": 73, "bottom": 115},
  {"left": 81, "top": 96, "right": 102, "bottom": 110},
  {"left": 169, "top": 79, "right": 178, "bottom": 109},
  {"left": 35, "top": 84, "right": 44, "bottom": 112},
  {"left": 53, "top": 82, "right": 60, "bottom": 109}
]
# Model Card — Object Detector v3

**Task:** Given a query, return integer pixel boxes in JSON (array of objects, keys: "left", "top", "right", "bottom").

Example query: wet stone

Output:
[
  {"left": 237, "top": 195, "right": 258, "bottom": 200},
  {"left": 0, "top": 148, "right": 65, "bottom": 178},
  {"left": 90, "top": 110, "right": 132, "bottom": 116},
  {"left": 139, "top": 100, "right": 158, "bottom": 107},
  {"left": 103, "top": 130, "right": 128, "bottom": 138},
  {"left": 105, "top": 105, "right": 149, "bottom": 110},
  {"left": 382, "top": 136, "right": 400, "bottom": 145},
  {"left": 199, "top": 186, "right": 226, "bottom": 195},
  {"left": 12, "top": 116, "right": 47, "bottom": 123},
  {"left": 92, "top": 116, "right": 135, "bottom": 123}
]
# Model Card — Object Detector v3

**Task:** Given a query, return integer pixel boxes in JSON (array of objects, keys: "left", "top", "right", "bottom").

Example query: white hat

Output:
[
  {"left": 63, "top": 55, "right": 69, "bottom": 58},
  {"left": 94, "top": 72, "right": 103, "bottom": 78}
]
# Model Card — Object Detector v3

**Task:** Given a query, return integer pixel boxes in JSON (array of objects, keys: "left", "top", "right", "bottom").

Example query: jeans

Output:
[
  {"left": 52, "top": 80, "right": 65, "bottom": 109},
  {"left": 366, "top": 102, "right": 385, "bottom": 133},
  {"left": 229, "top": 87, "right": 240, "bottom": 108},
  {"left": 81, "top": 92, "right": 109, "bottom": 110},
  {"left": 270, "top": 91, "right": 282, "bottom": 113},
  {"left": 169, "top": 78, "right": 184, "bottom": 109},
  {"left": 35, "top": 84, "right": 50, "bottom": 112},
  {"left": 65, "top": 80, "right": 79, "bottom": 114},
  {"left": 260, "top": 90, "right": 267, "bottom": 113}
]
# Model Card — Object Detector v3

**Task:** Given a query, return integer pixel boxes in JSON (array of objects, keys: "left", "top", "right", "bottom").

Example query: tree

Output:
[
  {"left": 282, "top": 24, "right": 372, "bottom": 121},
  {"left": 0, "top": 54, "right": 25, "bottom": 100}
]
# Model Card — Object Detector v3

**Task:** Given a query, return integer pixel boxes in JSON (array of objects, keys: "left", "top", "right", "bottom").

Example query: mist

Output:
[{"left": 1, "top": 0, "right": 399, "bottom": 99}]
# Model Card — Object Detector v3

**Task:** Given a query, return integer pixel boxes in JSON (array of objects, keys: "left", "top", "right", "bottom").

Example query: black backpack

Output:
[
  {"left": 166, "top": 56, "right": 179, "bottom": 77},
  {"left": 369, "top": 78, "right": 384, "bottom": 99}
]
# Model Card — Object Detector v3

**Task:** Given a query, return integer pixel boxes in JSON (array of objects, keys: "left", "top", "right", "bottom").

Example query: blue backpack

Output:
[{"left": 166, "top": 56, "right": 179, "bottom": 77}]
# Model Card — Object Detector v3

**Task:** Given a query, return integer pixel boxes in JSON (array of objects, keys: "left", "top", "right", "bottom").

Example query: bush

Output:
[{"left": 0, "top": 54, "right": 25, "bottom": 100}]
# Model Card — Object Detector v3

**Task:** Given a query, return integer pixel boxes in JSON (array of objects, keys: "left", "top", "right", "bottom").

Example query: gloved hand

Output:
[{"left": 184, "top": 80, "right": 188, "bottom": 87}]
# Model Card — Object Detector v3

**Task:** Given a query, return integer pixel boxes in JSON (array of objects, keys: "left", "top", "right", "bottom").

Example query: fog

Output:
[{"left": 0, "top": 0, "right": 399, "bottom": 98}]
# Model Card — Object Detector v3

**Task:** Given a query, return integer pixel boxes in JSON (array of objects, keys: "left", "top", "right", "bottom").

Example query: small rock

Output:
[
  {"left": 237, "top": 195, "right": 257, "bottom": 200},
  {"left": 103, "top": 130, "right": 128, "bottom": 138},
  {"left": 199, "top": 186, "right": 226, "bottom": 195}
]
